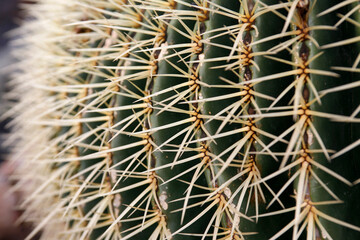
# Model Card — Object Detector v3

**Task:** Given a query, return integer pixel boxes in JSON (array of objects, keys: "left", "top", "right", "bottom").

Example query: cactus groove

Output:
[{"left": 4, "top": 0, "right": 360, "bottom": 239}]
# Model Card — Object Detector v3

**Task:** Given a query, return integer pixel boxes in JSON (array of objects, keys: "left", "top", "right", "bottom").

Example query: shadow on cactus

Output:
[{"left": 3, "top": 0, "right": 360, "bottom": 239}]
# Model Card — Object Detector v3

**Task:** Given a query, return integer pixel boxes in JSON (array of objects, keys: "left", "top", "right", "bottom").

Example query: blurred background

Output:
[
  {"left": 0, "top": 0, "right": 35, "bottom": 239},
  {"left": 0, "top": 0, "right": 20, "bottom": 146}
]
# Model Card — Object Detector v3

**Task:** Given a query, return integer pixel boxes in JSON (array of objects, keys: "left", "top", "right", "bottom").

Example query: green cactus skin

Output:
[
  {"left": 308, "top": 2, "right": 360, "bottom": 240},
  {"left": 4, "top": 0, "right": 360, "bottom": 240}
]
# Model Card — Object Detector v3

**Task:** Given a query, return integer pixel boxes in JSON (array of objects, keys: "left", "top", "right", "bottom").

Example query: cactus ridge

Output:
[{"left": 3, "top": 0, "right": 360, "bottom": 239}]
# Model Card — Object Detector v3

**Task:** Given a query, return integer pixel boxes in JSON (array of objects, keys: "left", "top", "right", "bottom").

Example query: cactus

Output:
[{"left": 4, "top": 0, "right": 360, "bottom": 239}]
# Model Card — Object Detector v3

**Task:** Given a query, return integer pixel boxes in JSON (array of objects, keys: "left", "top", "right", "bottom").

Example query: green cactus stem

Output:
[{"left": 4, "top": 1, "right": 360, "bottom": 240}]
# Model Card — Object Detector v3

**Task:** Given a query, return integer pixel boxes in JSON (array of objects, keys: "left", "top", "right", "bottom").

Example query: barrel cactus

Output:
[{"left": 5, "top": 0, "right": 360, "bottom": 239}]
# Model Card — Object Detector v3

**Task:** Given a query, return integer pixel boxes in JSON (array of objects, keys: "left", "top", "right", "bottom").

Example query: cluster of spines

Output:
[{"left": 4, "top": 0, "right": 360, "bottom": 240}]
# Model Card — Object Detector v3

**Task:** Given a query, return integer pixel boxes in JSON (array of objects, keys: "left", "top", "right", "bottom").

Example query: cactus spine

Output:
[{"left": 5, "top": 0, "right": 360, "bottom": 239}]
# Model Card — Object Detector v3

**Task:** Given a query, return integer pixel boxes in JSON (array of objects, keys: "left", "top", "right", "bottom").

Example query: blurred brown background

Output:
[{"left": 1, "top": 1, "right": 34, "bottom": 239}]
